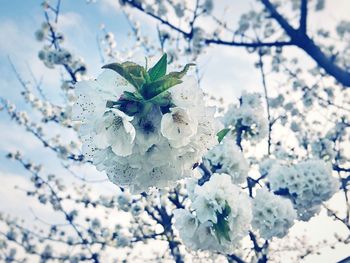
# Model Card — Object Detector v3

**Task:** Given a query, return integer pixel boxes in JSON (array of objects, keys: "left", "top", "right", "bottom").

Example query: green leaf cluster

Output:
[{"left": 102, "top": 54, "right": 195, "bottom": 116}]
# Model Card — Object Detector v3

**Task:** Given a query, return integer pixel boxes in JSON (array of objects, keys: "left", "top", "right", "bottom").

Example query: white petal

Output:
[
  {"left": 97, "top": 69, "right": 134, "bottom": 98},
  {"left": 122, "top": 119, "right": 136, "bottom": 142},
  {"left": 160, "top": 107, "right": 198, "bottom": 146},
  {"left": 93, "top": 131, "right": 109, "bottom": 149},
  {"left": 110, "top": 130, "right": 135, "bottom": 157}
]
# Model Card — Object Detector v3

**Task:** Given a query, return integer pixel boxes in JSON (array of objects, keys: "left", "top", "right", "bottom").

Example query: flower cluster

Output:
[
  {"left": 311, "top": 138, "right": 335, "bottom": 161},
  {"left": 72, "top": 54, "right": 218, "bottom": 193},
  {"left": 268, "top": 159, "right": 339, "bottom": 221},
  {"left": 173, "top": 173, "right": 252, "bottom": 253},
  {"left": 206, "top": 137, "right": 249, "bottom": 184},
  {"left": 34, "top": 22, "right": 52, "bottom": 42},
  {"left": 38, "top": 46, "right": 87, "bottom": 75},
  {"left": 223, "top": 92, "right": 268, "bottom": 142},
  {"left": 35, "top": 21, "right": 87, "bottom": 76},
  {"left": 22, "top": 90, "right": 75, "bottom": 127},
  {"left": 252, "top": 188, "right": 296, "bottom": 239},
  {"left": 336, "top": 20, "right": 350, "bottom": 39}
]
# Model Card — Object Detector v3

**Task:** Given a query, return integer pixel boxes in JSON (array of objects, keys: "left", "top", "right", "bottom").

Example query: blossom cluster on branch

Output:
[
  {"left": 268, "top": 159, "right": 339, "bottom": 221},
  {"left": 174, "top": 173, "right": 252, "bottom": 253}
]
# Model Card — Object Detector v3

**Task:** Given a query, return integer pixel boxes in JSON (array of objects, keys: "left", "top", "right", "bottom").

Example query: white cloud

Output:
[
  {"left": 58, "top": 12, "right": 84, "bottom": 30},
  {"left": 98, "top": 0, "right": 122, "bottom": 13},
  {"left": 0, "top": 18, "right": 64, "bottom": 104},
  {"left": 0, "top": 171, "right": 63, "bottom": 223},
  {"left": 0, "top": 20, "right": 35, "bottom": 54}
]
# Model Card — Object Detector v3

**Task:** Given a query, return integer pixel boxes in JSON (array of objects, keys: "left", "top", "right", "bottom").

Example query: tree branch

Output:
[
  {"left": 338, "top": 255, "right": 350, "bottom": 263},
  {"left": 294, "top": 35, "right": 350, "bottom": 86},
  {"left": 123, "top": 0, "right": 294, "bottom": 49},
  {"left": 123, "top": 0, "right": 350, "bottom": 86},
  {"left": 124, "top": 0, "right": 191, "bottom": 38},
  {"left": 198, "top": 162, "right": 213, "bottom": 186},
  {"left": 260, "top": 0, "right": 297, "bottom": 35},
  {"left": 257, "top": 51, "right": 272, "bottom": 155},
  {"left": 260, "top": 0, "right": 350, "bottom": 87},
  {"left": 227, "top": 254, "right": 246, "bottom": 263},
  {"left": 299, "top": 0, "right": 308, "bottom": 34},
  {"left": 205, "top": 38, "right": 293, "bottom": 47}
]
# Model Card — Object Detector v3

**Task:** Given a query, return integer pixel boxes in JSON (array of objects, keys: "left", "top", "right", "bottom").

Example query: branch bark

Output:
[
  {"left": 124, "top": 0, "right": 350, "bottom": 87},
  {"left": 338, "top": 255, "right": 350, "bottom": 263},
  {"left": 299, "top": 0, "right": 308, "bottom": 34},
  {"left": 260, "top": 0, "right": 350, "bottom": 87},
  {"left": 204, "top": 38, "right": 293, "bottom": 47}
]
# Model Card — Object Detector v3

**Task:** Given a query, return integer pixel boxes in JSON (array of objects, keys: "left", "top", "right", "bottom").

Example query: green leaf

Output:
[
  {"left": 138, "top": 102, "right": 153, "bottom": 118},
  {"left": 141, "top": 76, "right": 182, "bottom": 100},
  {"left": 213, "top": 220, "right": 231, "bottom": 244},
  {"left": 129, "top": 72, "right": 146, "bottom": 89},
  {"left": 141, "top": 67, "right": 151, "bottom": 83},
  {"left": 122, "top": 91, "right": 143, "bottom": 102},
  {"left": 147, "top": 91, "right": 171, "bottom": 106},
  {"left": 148, "top": 53, "right": 167, "bottom": 81},
  {"left": 102, "top": 62, "right": 147, "bottom": 91},
  {"left": 124, "top": 102, "right": 139, "bottom": 115},
  {"left": 217, "top": 128, "right": 230, "bottom": 143},
  {"left": 213, "top": 203, "right": 232, "bottom": 244},
  {"left": 168, "top": 63, "right": 195, "bottom": 79},
  {"left": 105, "top": 100, "right": 120, "bottom": 108}
]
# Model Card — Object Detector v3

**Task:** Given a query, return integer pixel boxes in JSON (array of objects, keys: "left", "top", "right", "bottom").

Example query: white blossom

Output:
[
  {"left": 268, "top": 159, "right": 339, "bottom": 220},
  {"left": 173, "top": 173, "right": 252, "bottom": 253},
  {"left": 161, "top": 107, "right": 198, "bottom": 148},
  {"left": 94, "top": 109, "right": 135, "bottom": 157},
  {"left": 174, "top": 3, "right": 184, "bottom": 18},
  {"left": 252, "top": 188, "right": 296, "bottom": 239},
  {"left": 203, "top": 0, "right": 214, "bottom": 14},
  {"left": 206, "top": 137, "right": 248, "bottom": 184},
  {"left": 223, "top": 92, "right": 268, "bottom": 142},
  {"left": 311, "top": 138, "right": 335, "bottom": 161},
  {"left": 73, "top": 67, "right": 218, "bottom": 193},
  {"left": 259, "top": 158, "right": 275, "bottom": 177},
  {"left": 173, "top": 209, "right": 199, "bottom": 241},
  {"left": 169, "top": 76, "right": 203, "bottom": 108}
]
